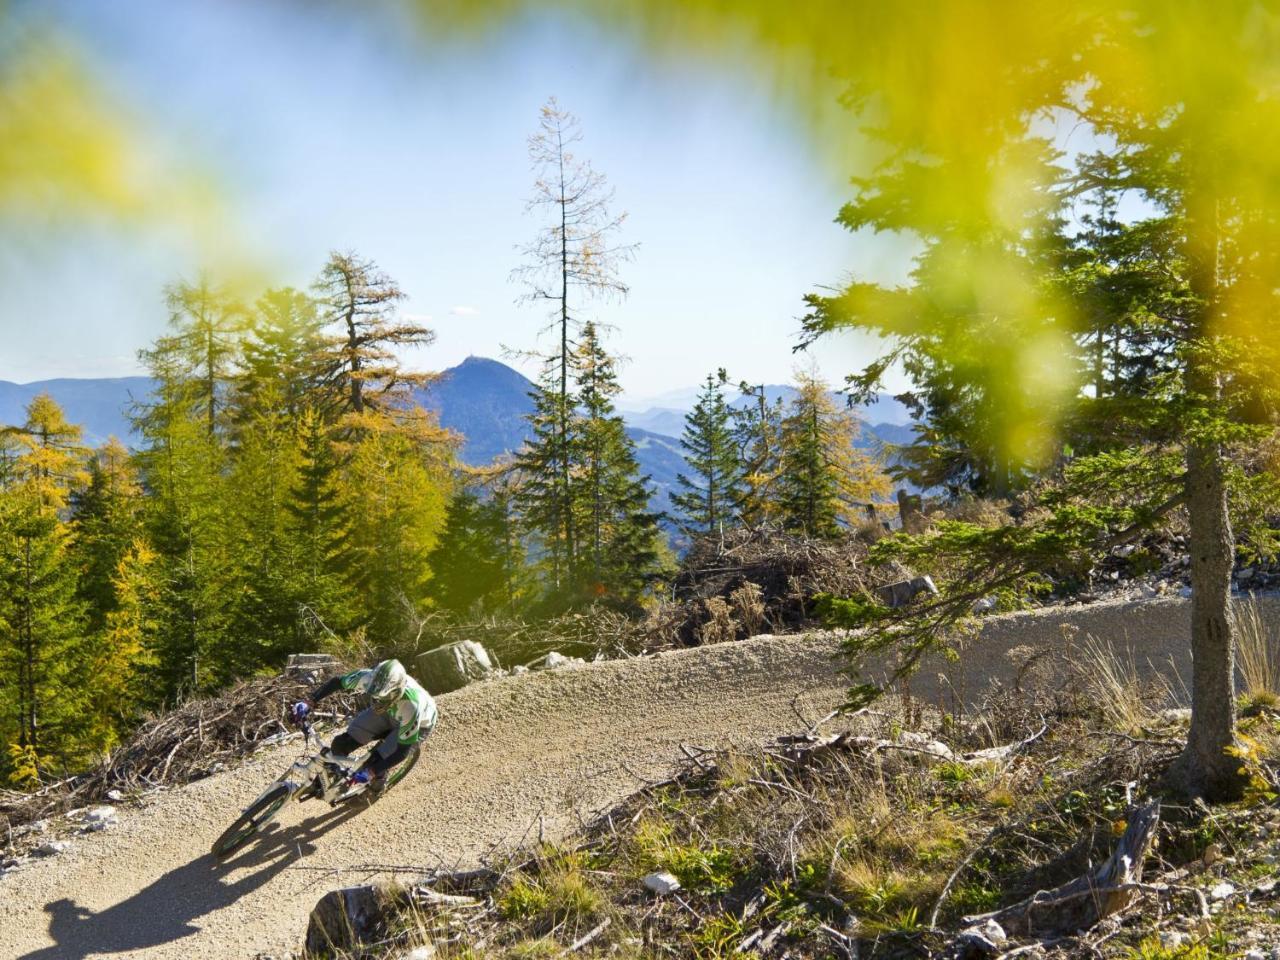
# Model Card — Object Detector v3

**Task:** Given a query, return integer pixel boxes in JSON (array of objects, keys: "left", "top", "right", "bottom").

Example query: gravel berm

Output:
[{"left": 2, "top": 594, "right": 1266, "bottom": 959}]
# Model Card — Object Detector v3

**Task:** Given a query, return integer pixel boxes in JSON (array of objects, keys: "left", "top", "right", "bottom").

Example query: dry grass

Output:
[
  {"left": 697, "top": 596, "right": 736, "bottom": 644},
  {"left": 728, "top": 581, "right": 766, "bottom": 637},
  {"left": 1234, "top": 598, "right": 1280, "bottom": 706},
  {"left": 1075, "top": 633, "right": 1172, "bottom": 733}
]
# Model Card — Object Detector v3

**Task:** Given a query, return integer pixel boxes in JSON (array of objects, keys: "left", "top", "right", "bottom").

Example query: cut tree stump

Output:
[
  {"left": 967, "top": 800, "right": 1161, "bottom": 938},
  {"left": 416, "top": 640, "right": 494, "bottom": 694}
]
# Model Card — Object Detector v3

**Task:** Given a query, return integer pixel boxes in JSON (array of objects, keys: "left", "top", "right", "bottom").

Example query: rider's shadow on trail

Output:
[{"left": 18, "top": 803, "right": 367, "bottom": 960}]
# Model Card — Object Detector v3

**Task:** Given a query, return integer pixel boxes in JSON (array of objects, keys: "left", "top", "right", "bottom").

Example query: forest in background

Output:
[
  {"left": 0, "top": 101, "right": 892, "bottom": 787},
  {"left": 5, "top": 1, "right": 1280, "bottom": 805}
]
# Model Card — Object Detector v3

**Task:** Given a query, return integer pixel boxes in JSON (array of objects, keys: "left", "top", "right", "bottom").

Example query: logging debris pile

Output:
[
  {"left": 1, "top": 666, "right": 355, "bottom": 836},
  {"left": 654, "top": 527, "right": 902, "bottom": 646}
]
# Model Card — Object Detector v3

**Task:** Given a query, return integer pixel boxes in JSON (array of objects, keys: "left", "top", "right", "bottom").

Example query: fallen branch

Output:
[
  {"left": 558, "top": 916, "right": 611, "bottom": 955},
  {"left": 967, "top": 800, "right": 1161, "bottom": 938}
]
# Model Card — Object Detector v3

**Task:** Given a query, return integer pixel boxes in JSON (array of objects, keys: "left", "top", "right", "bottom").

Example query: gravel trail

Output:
[
  {"left": 6, "top": 592, "right": 1259, "bottom": 959},
  {"left": 0, "top": 632, "right": 851, "bottom": 959}
]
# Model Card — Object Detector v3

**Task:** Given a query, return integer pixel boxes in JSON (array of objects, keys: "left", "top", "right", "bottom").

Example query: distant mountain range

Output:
[
  {"left": 0, "top": 357, "right": 914, "bottom": 515},
  {"left": 0, "top": 377, "right": 152, "bottom": 446}
]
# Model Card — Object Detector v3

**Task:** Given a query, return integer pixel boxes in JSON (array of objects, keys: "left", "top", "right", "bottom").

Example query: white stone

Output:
[
  {"left": 1159, "top": 931, "right": 1187, "bottom": 950},
  {"left": 85, "top": 806, "right": 117, "bottom": 824},
  {"left": 1244, "top": 950, "right": 1266, "bottom": 960},
  {"left": 34, "top": 841, "right": 69, "bottom": 857},
  {"left": 399, "top": 946, "right": 436, "bottom": 960},
  {"left": 643, "top": 871, "right": 681, "bottom": 895},
  {"left": 106, "top": 789, "right": 125, "bottom": 802},
  {"left": 977, "top": 919, "right": 1007, "bottom": 944},
  {"left": 1209, "top": 880, "right": 1236, "bottom": 901}
]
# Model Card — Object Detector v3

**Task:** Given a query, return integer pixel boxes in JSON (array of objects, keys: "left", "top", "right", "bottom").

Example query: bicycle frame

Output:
[{"left": 244, "top": 720, "right": 367, "bottom": 817}]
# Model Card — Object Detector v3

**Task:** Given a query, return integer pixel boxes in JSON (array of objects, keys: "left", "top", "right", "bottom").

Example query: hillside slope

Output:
[{"left": 0, "top": 594, "right": 1232, "bottom": 959}]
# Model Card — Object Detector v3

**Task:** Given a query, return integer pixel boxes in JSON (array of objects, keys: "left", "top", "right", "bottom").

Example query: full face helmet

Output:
[{"left": 370, "top": 659, "right": 408, "bottom": 704}]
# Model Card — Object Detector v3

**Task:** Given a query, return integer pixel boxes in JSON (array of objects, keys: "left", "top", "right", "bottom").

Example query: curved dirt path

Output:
[
  {"left": 6, "top": 592, "right": 1265, "bottom": 958},
  {"left": 0, "top": 632, "right": 852, "bottom": 959}
]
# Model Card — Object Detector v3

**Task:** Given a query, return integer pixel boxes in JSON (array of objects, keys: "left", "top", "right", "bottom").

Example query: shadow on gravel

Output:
[{"left": 18, "top": 803, "right": 366, "bottom": 960}]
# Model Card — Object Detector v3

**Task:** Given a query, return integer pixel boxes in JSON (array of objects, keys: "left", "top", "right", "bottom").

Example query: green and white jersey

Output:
[{"left": 338, "top": 669, "right": 438, "bottom": 745}]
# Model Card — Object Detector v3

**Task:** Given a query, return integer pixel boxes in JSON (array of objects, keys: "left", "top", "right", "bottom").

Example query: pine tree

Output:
[
  {"left": 286, "top": 408, "right": 354, "bottom": 636},
  {"left": 777, "top": 372, "right": 892, "bottom": 538},
  {"left": 671, "top": 371, "right": 743, "bottom": 536},
  {"left": 313, "top": 252, "right": 435, "bottom": 420},
  {"left": 427, "top": 485, "right": 527, "bottom": 614},
  {"left": 0, "top": 397, "right": 88, "bottom": 779},
  {"left": 732, "top": 384, "right": 785, "bottom": 528},
  {"left": 571, "top": 322, "right": 663, "bottom": 606}
]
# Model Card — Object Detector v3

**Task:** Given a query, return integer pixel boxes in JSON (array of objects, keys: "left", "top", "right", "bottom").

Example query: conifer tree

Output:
[
  {"left": 79, "top": 539, "right": 159, "bottom": 753},
  {"left": 427, "top": 485, "right": 527, "bottom": 614},
  {"left": 732, "top": 384, "right": 785, "bottom": 528},
  {"left": 0, "top": 397, "right": 87, "bottom": 778},
  {"left": 571, "top": 322, "right": 663, "bottom": 605},
  {"left": 287, "top": 408, "right": 354, "bottom": 635},
  {"left": 140, "top": 277, "right": 246, "bottom": 440},
  {"left": 71, "top": 439, "right": 144, "bottom": 636},
  {"left": 671, "top": 371, "right": 743, "bottom": 536},
  {"left": 514, "top": 365, "right": 579, "bottom": 589},
  {"left": 776, "top": 372, "right": 891, "bottom": 538},
  {"left": 339, "top": 417, "right": 452, "bottom": 642},
  {"left": 220, "top": 381, "right": 305, "bottom": 675},
  {"left": 313, "top": 252, "right": 435, "bottom": 420},
  {"left": 134, "top": 349, "right": 233, "bottom": 696},
  {"left": 238, "top": 286, "right": 328, "bottom": 422},
  {"left": 513, "top": 99, "right": 635, "bottom": 587}
]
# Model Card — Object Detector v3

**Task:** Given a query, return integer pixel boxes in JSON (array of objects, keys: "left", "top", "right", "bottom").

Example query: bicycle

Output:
[{"left": 210, "top": 702, "right": 421, "bottom": 860}]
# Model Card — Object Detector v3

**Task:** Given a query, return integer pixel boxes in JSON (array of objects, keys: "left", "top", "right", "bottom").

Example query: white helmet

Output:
[{"left": 370, "top": 659, "right": 408, "bottom": 703}]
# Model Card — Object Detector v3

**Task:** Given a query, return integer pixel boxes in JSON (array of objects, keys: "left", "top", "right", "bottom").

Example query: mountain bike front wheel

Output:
[{"left": 211, "top": 782, "right": 292, "bottom": 860}]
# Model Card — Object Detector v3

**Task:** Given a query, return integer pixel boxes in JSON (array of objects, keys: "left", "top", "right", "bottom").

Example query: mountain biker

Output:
[{"left": 292, "top": 659, "right": 437, "bottom": 792}]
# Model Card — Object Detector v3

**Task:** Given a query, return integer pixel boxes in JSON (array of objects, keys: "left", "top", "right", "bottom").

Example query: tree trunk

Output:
[
  {"left": 1169, "top": 438, "right": 1245, "bottom": 799},
  {"left": 1167, "top": 180, "right": 1248, "bottom": 802},
  {"left": 345, "top": 309, "right": 363, "bottom": 415}
]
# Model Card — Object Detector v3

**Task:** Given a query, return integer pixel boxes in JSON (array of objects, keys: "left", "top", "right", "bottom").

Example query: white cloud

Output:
[{"left": 449, "top": 305, "right": 480, "bottom": 317}]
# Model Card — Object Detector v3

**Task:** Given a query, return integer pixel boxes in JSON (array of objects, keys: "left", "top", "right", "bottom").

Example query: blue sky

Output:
[{"left": 1, "top": 1, "right": 911, "bottom": 404}]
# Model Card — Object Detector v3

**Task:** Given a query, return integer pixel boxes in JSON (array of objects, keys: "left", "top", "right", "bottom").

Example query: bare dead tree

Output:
[{"left": 510, "top": 98, "right": 636, "bottom": 585}]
